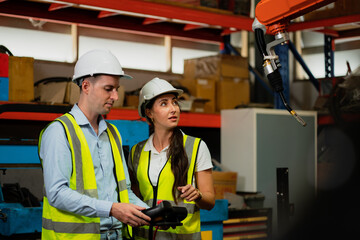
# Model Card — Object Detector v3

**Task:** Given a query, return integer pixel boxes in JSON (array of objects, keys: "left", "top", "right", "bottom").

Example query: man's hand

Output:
[{"left": 110, "top": 203, "right": 151, "bottom": 227}]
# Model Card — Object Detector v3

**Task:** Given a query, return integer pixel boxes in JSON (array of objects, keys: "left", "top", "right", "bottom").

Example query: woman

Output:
[{"left": 128, "top": 77, "right": 215, "bottom": 240}]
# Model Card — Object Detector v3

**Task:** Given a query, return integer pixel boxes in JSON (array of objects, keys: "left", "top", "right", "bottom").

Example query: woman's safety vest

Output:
[
  {"left": 130, "top": 134, "right": 201, "bottom": 240},
  {"left": 38, "top": 113, "right": 132, "bottom": 240}
]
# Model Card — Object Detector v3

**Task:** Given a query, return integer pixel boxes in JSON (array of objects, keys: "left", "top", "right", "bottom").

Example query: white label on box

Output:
[{"left": 197, "top": 79, "right": 208, "bottom": 85}]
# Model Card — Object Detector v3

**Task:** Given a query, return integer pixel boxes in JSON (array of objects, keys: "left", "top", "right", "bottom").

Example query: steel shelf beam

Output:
[
  {"left": 1, "top": 0, "right": 357, "bottom": 42},
  {"left": 53, "top": 0, "right": 254, "bottom": 31},
  {"left": 0, "top": 0, "right": 224, "bottom": 42},
  {"left": 0, "top": 102, "right": 221, "bottom": 128},
  {"left": 288, "top": 14, "right": 360, "bottom": 34}
]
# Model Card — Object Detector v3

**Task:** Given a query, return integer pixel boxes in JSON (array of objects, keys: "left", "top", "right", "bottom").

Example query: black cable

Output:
[
  {"left": 267, "top": 69, "right": 284, "bottom": 93},
  {"left": 279, "top": 91, "right": 292, "bottom": 112},
  {"left": 255, "top": 28, "right": 267, "bottom": 57},
  {"left": 279, "top": 91, "right": 307, "bottom": 126},
  {"left": 254, "top": 27, "right": 306, "bottom": 126}
]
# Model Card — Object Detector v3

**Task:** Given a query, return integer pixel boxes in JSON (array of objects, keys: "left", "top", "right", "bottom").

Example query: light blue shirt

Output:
[{"left": 40, "top": 104, "right": 148, "bottom": 231}]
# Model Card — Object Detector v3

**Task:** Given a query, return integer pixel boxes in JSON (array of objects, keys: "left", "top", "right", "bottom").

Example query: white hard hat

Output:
[
  {"left": 138, "top": 77, "right": 183, "bottom": 118},
  {"left": 72, "top": 49, "right": 132, "bottom": 85}
]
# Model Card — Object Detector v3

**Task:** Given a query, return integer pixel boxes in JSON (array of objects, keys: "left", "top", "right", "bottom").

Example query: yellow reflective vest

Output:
[
  {"left": 129, "top": 134, "right": 201, "bottom": 240},
  {"left": 38, "top": 113, "right": 132, "bottom": 240}
]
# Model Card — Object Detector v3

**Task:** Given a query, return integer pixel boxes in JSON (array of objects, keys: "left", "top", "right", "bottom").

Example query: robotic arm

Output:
[
  {"left": 255, "top": 0, "right": 336, "bottom": 36},
  {"left": 253, "top": 0, "right": 336, "bottom": 126}
]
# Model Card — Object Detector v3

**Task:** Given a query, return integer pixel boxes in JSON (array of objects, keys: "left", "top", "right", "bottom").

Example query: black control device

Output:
[{"left": 142, "top": 200, "right": 188, "bottom": 226}]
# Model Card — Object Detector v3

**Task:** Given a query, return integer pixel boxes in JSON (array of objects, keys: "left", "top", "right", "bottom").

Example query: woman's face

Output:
[{"left": 146, "top": 93, "right": 180, "bottom": 131}]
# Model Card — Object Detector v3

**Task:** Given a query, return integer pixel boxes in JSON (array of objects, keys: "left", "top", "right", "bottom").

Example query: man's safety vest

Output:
[
  {"left": 130, "top": 134, "right": 201, "bottom": 240},
  {"left": 38, "top": 113, "right": 132, "bottom": 240}
]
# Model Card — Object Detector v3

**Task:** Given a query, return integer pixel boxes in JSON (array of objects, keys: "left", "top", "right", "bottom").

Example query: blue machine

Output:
[
  {"left": 200, "top": 199, "right": 229, "bottom": 240},
  {"left": 107, "top": 119, "right": 149, "bottom": 150},
  {"left": 0, "top": 119, "right": 149, "bottom": 237},
  {"left": 0, "top": 143, "right": 42, "bottom": 237}
]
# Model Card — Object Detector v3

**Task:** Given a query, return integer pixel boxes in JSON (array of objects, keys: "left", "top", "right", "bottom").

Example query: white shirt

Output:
[{"left": 143, "top": 132, "right": 213, "bottom": 186}]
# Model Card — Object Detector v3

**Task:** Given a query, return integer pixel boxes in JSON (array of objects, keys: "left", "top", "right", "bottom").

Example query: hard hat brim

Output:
[
  {"left": 120, "top": 73, "right": 133, "bottom": 79},
  {"left": 139, "top": 89, "right": 183, "bottom": 118},
  {"left": 143, "top": 89, "right": 183, "bottom": 101},
  {"left": 72, "top": 73, "right": 133, "bottom": 84}
]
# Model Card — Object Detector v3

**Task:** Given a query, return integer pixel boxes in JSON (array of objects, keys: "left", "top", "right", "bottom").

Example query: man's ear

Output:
[{"left": 82, "top": 79, "right": 91, "bottom": 94}]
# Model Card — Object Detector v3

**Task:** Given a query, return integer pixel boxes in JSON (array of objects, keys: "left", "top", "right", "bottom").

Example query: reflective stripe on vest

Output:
[
  {"left": 130, "top": 135, "right": 201, "bottom": 239},
  {"left": 39, "top": 113, "right": 131, "bottom": 240},
  {"left": 106, "top": 122, "right": 133, "bottom": 238}
]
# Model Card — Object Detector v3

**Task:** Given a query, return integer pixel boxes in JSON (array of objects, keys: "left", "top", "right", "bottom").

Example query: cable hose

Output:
[
  {"left": 254, "top": 28, "right": 306, "bottom": 127},
  {"left": 267, "top": 69, "right": 284, "bottom": 93},
  {"left": 255, "top": 28, "right": 267, "bottom": 57},
  {"left": 279, "top": 91, "right": 307, "bottom": 127}
]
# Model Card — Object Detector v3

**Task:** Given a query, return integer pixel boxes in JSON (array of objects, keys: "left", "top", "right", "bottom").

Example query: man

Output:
[{"left": 39, "top": 49, "right": 151, "bottom": 240}]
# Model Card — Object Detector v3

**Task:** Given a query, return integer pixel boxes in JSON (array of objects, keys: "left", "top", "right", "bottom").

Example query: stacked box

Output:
[
  {"left": 37, "top": 81, "right": 68, "bottom": 104},
  {"left": 64, "top": 82, "right": 80, "bottom": 105},
  {"left": 304, "top": 0, "right": 360, "bottom": 21},
  {"left": 212, "top": 171, "right": 237, "bottom": 199},
  {"left": 196, "top": 78, "right": 216, "bottom": 113},
  {"left": 8, "top": 56, "right": 34, "bottom": 102},
  {"left": 183, "top": 54, "right": 248, "bottom": 82},
  {"left": 36, "top": 79, "right": 124, "bottom": 107},
  {"left": 112, "top": 85, "right": 125, "bottom": 108},
  {"left": 182, "top": 54, "right": 249, "bottom": 112},
  {"left": 35, "top": 78, "right": 74, "bottom": 104},
  {"left": 217, "top": 77, "right": 250, "bottom": 110},
  {"left": 125, "top": 94, "right": 139, "bottom": 108}
]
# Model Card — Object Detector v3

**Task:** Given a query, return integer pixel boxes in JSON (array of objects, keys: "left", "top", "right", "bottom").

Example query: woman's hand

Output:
[{"left": 177, "top": 184, "right": 202, "bottom": 202}]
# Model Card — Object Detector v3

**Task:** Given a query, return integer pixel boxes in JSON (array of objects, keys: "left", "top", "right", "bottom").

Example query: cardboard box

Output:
[
  {"left": 304, "top": 0, "right": 360, "bottom": 21},
  {"left": 8, "top": 56, "right": 34, "bottom": 102},
  {"left": 216, "top": 78, "right": 250, "bottom": 111},
  {"left": 125, "top": 94, "right": 139, "bottom": 108},
  {"left": 196, "top": 78, "right": 216, "bottom": 113},
  {"left": 36, "top": 80, "right": 124, "bottom": 106},
  {"left": 38, "top": 81, "right": 68, "bottom": 104},
  {"left": 213, "top": 171, "right": 237, "bottom": 199},
  {"left": 180, "top": 78, "right": 196, "bottom": 96},
  {"left": 191, "top": 98, "right": 209, "bottom": 113},
  {"left": 64, "top": 81, "right": 80, "bottom": 105},
  {"left": 113, "top": 85, "right": 125, "bottom": 108},
  {"left": 179, "top": 99, "right": 192, "bottom": 111},
  {"left": 220, "top": 55, "right": 249, "bottom": 78},
  {"left": 183, "top": 54, "right": 248, "bottom": 81},
  {"left": 183, "top": 59, "right": 198, "bottom": 81},
  {"left": 179, "top": 98, "right": 209, "bottom": 113}
]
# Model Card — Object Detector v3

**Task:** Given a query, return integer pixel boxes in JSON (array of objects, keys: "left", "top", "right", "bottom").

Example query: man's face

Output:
[{"left": 86, "top": 75, "right": 120, "bottom": 115}]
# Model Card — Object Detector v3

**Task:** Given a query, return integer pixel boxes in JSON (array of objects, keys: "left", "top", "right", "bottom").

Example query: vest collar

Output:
[
  {"left": 144, "top": 130, "right": 186, "bottom": 154},
  {"left": 144, "top": 134, "right": 169, "bottom": 154},
  {"left": 69, "top": 104, "right": 107, "bottom": 135}
]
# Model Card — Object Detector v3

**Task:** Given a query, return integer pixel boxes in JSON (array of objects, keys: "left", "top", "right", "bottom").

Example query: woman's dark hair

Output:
[
  {"left": 168, "top": 127, "right": 189, "bottom": 204},
  {"left": 145, "top": 94, "right": 188, "bottom": 204}
]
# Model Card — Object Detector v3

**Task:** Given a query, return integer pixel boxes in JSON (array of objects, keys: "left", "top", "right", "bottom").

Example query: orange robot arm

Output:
[
  {"left": 252, "top": 0, "right": 336, "bottom": 126},
  {"left": 255, "top": 0, "right": 336, "bottom": 35}
]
